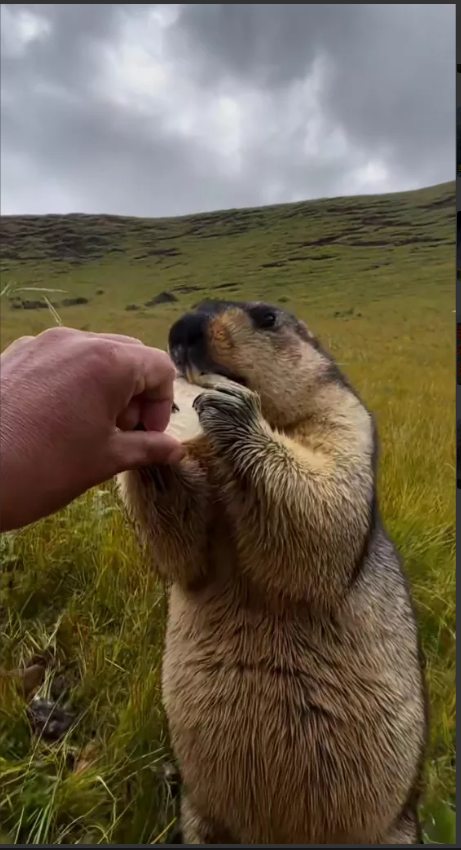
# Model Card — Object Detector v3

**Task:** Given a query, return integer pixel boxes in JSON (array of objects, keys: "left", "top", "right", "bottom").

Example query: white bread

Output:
[{"left": 165, "top": 377, "right": 203, "bottom": 442}]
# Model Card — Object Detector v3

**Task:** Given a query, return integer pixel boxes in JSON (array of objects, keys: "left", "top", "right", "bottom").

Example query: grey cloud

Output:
[
  {"left": 0, "top": 3, "right": 455, "bottom": 217},
  {"left": 169, "top": 4, "right": 357, "bottom": 89},
  {"left": 171, "top": 4, "right": 455, "bottom": 187}
]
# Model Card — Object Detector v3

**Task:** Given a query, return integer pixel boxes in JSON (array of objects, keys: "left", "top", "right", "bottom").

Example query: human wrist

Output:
[
  {"left": 1, "top": 428, "right": 16, "bottom": 533},
  {"left": 0, "top": 399, "right": 29, "bottom": 532}
]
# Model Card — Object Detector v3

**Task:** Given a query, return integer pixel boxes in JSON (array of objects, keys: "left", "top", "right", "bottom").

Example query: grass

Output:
[{"left": 0, "top": 181, "right": 456, "bottom": 844}]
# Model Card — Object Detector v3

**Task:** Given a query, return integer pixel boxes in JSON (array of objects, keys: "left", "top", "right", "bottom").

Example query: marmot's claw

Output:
[
  {"left": 193, "top": 384, "right": 261, "bottom": 439},
  {"left": 194, "top": 373, "right": 238, "bottom": 391}
]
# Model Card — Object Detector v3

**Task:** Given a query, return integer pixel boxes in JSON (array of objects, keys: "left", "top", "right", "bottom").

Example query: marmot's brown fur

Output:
[{"left": 118, "top": 300, "right": 428, "bottom": 845}]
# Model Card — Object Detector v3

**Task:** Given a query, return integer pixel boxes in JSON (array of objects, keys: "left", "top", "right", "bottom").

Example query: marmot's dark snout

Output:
[
  {"left": 168, "top": 310, "right": 211, "bottom": 375},
  {"left": 169, "top": 301, "right": 242, "bottom": 379}
]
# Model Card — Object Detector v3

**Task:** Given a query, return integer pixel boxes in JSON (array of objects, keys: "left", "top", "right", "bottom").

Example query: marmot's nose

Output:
[{"left": 168, "top": 311, "right": 209, "bottom": 371}]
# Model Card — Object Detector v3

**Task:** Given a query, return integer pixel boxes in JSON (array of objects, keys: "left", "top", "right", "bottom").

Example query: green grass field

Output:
[{"left": 0, "top": 181, "right": 456, "bottom": 844}]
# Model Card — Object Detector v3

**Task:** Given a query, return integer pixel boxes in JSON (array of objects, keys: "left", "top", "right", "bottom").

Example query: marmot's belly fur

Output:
[{"left": 163, "top": 531, "right": 425, "bottom": 845}]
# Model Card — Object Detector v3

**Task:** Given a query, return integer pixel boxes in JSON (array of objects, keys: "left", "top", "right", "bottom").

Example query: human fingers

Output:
[
  {"left": 117, "top": 397, "right": 173, "bottom": 433},
  {"left": 110, "top": 429, "right": 185, "bottom": 471},
  {"left": 139, "top": 398, "right": 173, "bottom": 432},
  {"left": 116, "top": 397, "right": 143, "bottom": 431},
  {"left": 119, "top": 344, "right": 177, "bottom": 402},
  {"left": 90, "top": 337, "right": 178, "bottom": 403},
  {"left": 38, "top": 326, "right": 147, "bottom": 347},
  {"left": 79, "top": 331, "right": 147, "bottom": 346},
  {"left": 50, "top": 338, "right": 176, "bottom": 420}
]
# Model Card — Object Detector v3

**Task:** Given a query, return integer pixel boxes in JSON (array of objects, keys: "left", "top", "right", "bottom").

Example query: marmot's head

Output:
[{"left": 168, "top": 300, "right": 353, "bottom": 430}]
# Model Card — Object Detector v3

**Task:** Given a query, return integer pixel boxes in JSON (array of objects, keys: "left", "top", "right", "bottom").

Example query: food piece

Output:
[
  {"left": 132, "top": 377, "right": 203, "bottom": 441},
  {"left": 165, "top": 377, "right": 203, "bottom": 442}
]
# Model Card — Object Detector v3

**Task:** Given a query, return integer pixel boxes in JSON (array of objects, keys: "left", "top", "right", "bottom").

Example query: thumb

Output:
[{"left": 110, "top": 430, "right": 185, "bottom": 472}]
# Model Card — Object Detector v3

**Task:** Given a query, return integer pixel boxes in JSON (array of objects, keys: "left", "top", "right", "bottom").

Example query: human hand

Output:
[{"left": 0, "top": 327, "right": 184, "bottom": 532}]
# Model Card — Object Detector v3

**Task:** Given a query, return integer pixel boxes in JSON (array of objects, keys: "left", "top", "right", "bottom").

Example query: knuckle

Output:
[
  {"left": 39, "top": 325, "right": 72, "bottom": 343},
  {"left": 92, "top": 340, "right": 124, "bottom": 373},
  {"left": 155, "top": 350, "right": 176, "bottom": 379},
  {"left": 74, "top": 338, "right": 123, "bottom": 382}
]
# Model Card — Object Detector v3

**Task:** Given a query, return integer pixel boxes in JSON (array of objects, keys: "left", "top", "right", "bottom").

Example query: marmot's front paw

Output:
[{"left": 193, "top": 383, "right": 261, "bottom": 442}]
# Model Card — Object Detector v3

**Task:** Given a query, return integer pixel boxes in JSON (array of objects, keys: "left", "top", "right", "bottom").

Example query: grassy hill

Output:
[{"left": 0, "top": 181, "right": 456, "bottom": 844}]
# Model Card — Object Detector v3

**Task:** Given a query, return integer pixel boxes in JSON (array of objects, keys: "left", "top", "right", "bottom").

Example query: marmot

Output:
[{"left": 118, "top": 300, "right": 428, "bottom": 845}]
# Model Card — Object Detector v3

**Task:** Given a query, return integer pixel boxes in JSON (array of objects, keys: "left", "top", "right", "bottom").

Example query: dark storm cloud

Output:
[
  {"left": 170, "top": 3, "right": 355, "bottom": 88},
  {"left": 171, "top": 4, "right": 455, "bottom": 187},
  {"left": 0, "top": 3, "right": 455, "bottom": 217}
]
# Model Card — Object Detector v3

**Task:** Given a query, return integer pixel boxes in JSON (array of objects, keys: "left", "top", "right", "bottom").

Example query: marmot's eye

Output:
[{"left": 251, "top": 308, "right": 277, "bottom": 330}]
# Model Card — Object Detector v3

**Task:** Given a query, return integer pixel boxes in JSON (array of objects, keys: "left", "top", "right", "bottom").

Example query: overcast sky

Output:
[{"left": 0, "top": 3, "right": 455, "bottom": 218}]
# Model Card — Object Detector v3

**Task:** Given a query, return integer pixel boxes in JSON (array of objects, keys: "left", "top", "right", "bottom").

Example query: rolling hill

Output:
[{"left": 0, "top": 180, "right": 455, "bottom": 349}]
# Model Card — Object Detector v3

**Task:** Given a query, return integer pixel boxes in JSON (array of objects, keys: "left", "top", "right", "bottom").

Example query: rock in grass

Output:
[
  {"left": 145, "top": 291, "right": 178, "bottom": 307},
  {"left": 28, "top": 697, "right": 76, "bottom": 742}
]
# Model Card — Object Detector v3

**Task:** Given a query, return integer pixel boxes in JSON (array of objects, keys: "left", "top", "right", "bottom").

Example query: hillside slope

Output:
[{"left": 0, "top": 180, "right": 455, "bottom": 350}]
